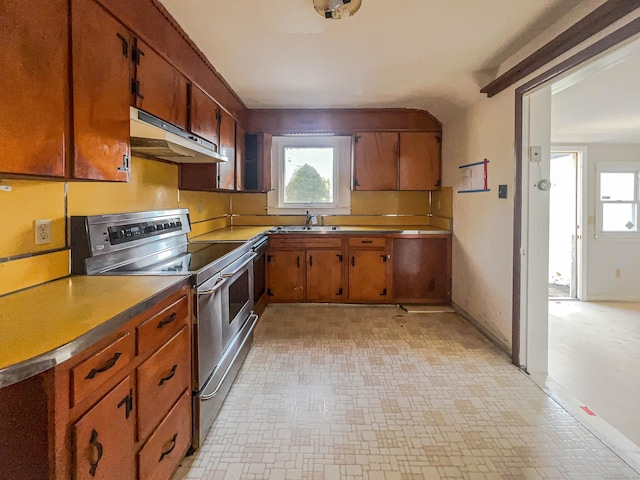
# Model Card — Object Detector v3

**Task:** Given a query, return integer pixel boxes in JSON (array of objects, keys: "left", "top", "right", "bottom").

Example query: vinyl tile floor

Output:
[{"left": 173, "top": 304, "right": 639, "bottom": 479}]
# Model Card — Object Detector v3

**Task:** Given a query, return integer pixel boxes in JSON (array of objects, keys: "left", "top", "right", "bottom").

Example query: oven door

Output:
[{"left": 220, "top": 251, "right": 256, "bottom": 353}]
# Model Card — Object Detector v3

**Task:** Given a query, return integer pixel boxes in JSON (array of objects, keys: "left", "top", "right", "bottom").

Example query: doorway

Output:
[{"left": 548, "top": 151, "right": 580, "bottom": 299}]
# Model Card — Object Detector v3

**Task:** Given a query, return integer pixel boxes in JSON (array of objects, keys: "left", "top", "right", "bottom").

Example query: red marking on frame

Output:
[
  {"left": 580, "top": 406, "right": 597, "bottom": 416},
  {"left": 483, "top": 158, "right": 488, "bottom": 190}
]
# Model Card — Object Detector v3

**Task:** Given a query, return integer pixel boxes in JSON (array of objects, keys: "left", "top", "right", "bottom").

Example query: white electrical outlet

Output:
[{"left": 35, "top": 219, "right": 52, "bottom": 245}]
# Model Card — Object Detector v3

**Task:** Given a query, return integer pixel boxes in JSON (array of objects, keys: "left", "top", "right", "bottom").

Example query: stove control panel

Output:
[{"left": 107, "top": 217, "right": 184, "bottom": 245}]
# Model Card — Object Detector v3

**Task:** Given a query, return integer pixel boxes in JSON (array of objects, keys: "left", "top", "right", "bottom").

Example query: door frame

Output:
[
  {"left": 512, "top": 19, "right": 640, "bottom": 368},
  {"left": 549, "top": 147, "right": 587, "bottom": 300}
]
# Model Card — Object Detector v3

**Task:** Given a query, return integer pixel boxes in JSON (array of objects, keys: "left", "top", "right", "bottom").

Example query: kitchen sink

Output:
[{"left": 270, "top": 225, "right": 341, "bottom": 233}]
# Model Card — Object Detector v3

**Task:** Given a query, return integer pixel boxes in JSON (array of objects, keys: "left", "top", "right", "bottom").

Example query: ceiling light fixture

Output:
[{"left": 313, "top": 0, "right": 362, "bottom": 19}]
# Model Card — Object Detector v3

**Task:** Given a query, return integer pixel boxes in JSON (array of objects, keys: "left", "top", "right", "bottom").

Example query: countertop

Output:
[
  {"left": 190, "top": 225, "right": 450, "bottom": 242},
  {"left": 0, "top": 275, "right": 190, "bottom": 388}
]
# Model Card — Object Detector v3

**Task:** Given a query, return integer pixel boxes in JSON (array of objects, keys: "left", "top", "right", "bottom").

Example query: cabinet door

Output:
[
  {"left": 74, "top": 376, "right": 135, "bottom": 480},
  {"left": 217, "top": 110, "right": 236, "bottom": 190},
  {"left": 134, "top": 39, "right": 188, "bottom": 129},
  {"left": 393, "top": 238, "right": 451, "bottom": 303},
  {"left": 353, "top": 132, "right": 398, "bottom": 190},
  {"left": 348, "top": 250, "right": 388, "bottom": 302},
  {"left": 235, "top": 124, "right": 246, "bottom": 191},
  {"left": 399, "top": 132, "right": 441, "bottom": 190},
  {"left": 0, "top": 0, "right": 68, "bottom": 177},
  {"left": 71, "top": 0, "right": 131, "bottom": 181},
  {"left": 190, "top": 85, "right": 220, "bottom": 146},
  {"left": 306, "top": 250, "right": 344, "bottom": 301},
  {"left": 267, "top": 250, "right": 305, "bottom": 302},
  {"left": 244, "top": 133, "right": 272, "bottom": 192}
]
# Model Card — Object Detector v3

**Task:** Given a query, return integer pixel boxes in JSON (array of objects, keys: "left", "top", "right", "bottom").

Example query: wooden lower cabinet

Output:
[
  {"left": 392, "top": 237, "right": 451, "bottom": 304},
  {"left": 306, "top": 250, "right": 344, "bottom": 301},
  {"left": 267, "top": 236, "right": 347, "bottom": 303},
  {"left": 138, "top": 391, "right": 191, "bottom": 480},
  {"left": 73, "top": 376, "right": 135, "bottom": 480},
  {"left": 265, "top": 233, "right": 451, "bottom": 305},
  {"left": 348, "top": 249, "right": 389, "bottom": 302},
  {"left": 267, "top": 250, "right": 305, "bottom": 302},
  {"left": 0, "top": 286, "right": 192, "bottom": 480}
]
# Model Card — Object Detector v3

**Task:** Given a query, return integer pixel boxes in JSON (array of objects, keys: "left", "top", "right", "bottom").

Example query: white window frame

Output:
[
  {"left": 595, "top": 161, "right": 640, "bottom": 238},
  {"left": 267, "top": 136, "right": 351, "bottom": 215}
]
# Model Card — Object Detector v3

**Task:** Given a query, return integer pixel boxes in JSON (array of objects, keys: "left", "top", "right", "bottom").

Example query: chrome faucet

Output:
[{"left": 305, "top": 210, "right": 312, "bottom": 227}]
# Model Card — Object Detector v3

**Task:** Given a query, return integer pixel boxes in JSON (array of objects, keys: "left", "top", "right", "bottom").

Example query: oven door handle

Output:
[
  {"left": 196, "top": 277, "right": 228, "bottom": 296},
  {"left": 200, "top": 313, "right": 258, "bottom": 400},
  {"left": 221, "top": 252, "right": 258, "bottom": 278}
]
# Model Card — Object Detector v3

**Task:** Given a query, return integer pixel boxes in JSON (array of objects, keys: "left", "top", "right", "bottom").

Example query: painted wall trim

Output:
[
  {"left": 481, "top": 0, "right": 640, "bottom": 97},
  {"left": 452, "top": 301, "right": 512, "bottom": 357},
  {"left": 512, "top": 16, "right": 640, "bottom": 367}
]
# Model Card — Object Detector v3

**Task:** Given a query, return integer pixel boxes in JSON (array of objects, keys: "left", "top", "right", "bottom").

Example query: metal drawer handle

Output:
[
  {"left": 158, "top": 365, "right": 178, "bottom": 386},
  {"left": 157, "top": 311, "right": 177, "bottom": 329},
  {"left": 197, "top": 277, "right": 227, "bottom": 296},
  {"left": 361, "top": 240, "right": 373, "bottom": 244},
  {"left": 85, "top": 352, "right": 122, "bottom": 379},
  {"left": 159, "top": 433, "right": 178, "bottom": 462},
  {"left": 89, "top": 429, "right": 103, "bottom": 477}
]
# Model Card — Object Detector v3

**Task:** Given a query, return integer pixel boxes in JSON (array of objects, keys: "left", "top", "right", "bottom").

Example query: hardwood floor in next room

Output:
[
  {"left": 549, "top": 300, "right": 640, "bottom": 447},
  {"left": 174, "top": 304, "right": 639, "bottom": 479}
]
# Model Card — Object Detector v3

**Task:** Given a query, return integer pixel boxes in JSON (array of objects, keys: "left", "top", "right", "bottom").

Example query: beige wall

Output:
[{"left": 441, "top": 3, "right": 640, "bottom": 350}]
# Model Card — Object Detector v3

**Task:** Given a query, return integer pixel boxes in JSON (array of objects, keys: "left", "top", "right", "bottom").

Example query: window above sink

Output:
[{"left": 267, "top": 136, "right": 351, "bottom": 215}]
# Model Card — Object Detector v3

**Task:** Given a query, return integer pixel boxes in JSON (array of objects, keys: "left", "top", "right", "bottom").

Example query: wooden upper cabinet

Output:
[
  {"left": 71, "top": 0, "right": 131, "bottom": 181},
  {"left": 189, "top": 85, "right": 220, "bottom": 146},
  {"left": 399, "top": 132, "right": 441, "bottom": 190},
  {"left": 244, "top": 133, "right": 272, "bottom": 192},
  {"left": 217, "top": 110, "right": 236, "bottom": 190},
  {"left": 0, "top": 0, "right": 68, "bottom": 177},
  {"left": 134, "top": 39, "right": 188, "bottom": 129},
  {"left": 235, "top": 124, "right": 246, "bottom": 191},
  {"left": 353, "top": 132, "right": 398, "bottom": 190}
]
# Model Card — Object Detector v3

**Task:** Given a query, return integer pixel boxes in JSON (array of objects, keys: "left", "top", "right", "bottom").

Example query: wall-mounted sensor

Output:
[
  {"left": 498, "top": 184, "right": 508, "bottom": 198},
  {"left": 537, "top": 179, "right": 551, "bottom": 191}
]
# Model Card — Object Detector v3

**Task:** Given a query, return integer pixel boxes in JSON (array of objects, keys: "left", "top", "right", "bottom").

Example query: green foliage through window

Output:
[{"left": 285, "top": 164, "right": 331, "bottom": 203}]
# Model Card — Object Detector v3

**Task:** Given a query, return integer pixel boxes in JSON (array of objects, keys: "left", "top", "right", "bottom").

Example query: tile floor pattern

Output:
[{"left": 173, "top": 305, "right": 640, "bottom": 479}]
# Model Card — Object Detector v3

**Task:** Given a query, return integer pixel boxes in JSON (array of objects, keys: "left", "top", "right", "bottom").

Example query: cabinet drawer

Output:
[
  {"left": 270, "top": 237, "right": 342, "bottom": 249},
  {"left": 137, "top": 294, "right": 189, "bottom": 354},
  {"left": 348, "top": 237, "right": 386, "bottom": 247},
  {"left": 71, "top": 333, "right": 135, "bottom": 406},
  {"left": 137, "top": 326, "right": 191, "bottom": 440},
  {"left": 138, "top": 390, "right": 191, "bottom": 480}
]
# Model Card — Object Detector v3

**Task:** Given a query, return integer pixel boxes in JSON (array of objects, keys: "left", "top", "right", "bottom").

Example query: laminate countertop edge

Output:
[{"left": 0, "top": 275, "right": 191, "bottom": 389}]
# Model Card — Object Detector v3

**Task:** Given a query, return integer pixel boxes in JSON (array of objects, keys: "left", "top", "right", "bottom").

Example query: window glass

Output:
[
  {"left": 283, "top": 147, "right": 334, "bottom": 204},
  {"left": 602, "top": 203, "right": 637, "bottom": 232},
  {"left": 600, "top": 172, "right": 635, "bottom": 201}
]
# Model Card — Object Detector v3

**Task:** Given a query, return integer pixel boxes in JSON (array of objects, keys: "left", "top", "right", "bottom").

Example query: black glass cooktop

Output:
[{"left": 108, "top": 241, "right": 246, "bottom": 275}]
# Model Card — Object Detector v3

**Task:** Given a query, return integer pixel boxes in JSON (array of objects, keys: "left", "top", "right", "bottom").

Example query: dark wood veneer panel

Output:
[{"left": 247, "top": 109, "right": 442, "bottom": 135}]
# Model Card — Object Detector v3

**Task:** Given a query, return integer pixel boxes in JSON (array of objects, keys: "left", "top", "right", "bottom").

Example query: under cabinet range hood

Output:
[{"left": 129, "top": 107, "right": 227, "bottom": 163}]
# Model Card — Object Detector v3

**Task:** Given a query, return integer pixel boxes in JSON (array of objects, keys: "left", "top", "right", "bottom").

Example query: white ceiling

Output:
[
  {"left": 158, "top": 0, "right": 582, "bottom": 122},
  {"left": 551, "top": 38, "right": 640, "bottom": 144}
]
